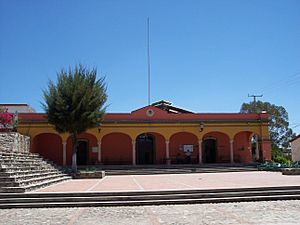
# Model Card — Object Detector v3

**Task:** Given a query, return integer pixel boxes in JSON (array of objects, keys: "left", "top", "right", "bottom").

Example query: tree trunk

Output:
[{"left": 71, "top": 132, "right": 78, "bottom": 174}]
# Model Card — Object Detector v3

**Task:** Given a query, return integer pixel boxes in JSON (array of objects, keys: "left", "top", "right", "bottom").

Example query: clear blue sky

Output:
[{"left": 0, "top": 0, "right": 299, "bottom": 133}]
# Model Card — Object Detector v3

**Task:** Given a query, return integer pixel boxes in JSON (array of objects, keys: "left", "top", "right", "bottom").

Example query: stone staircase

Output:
[{"left": 0, "top": 150, "right": 71, "bottom": 193}]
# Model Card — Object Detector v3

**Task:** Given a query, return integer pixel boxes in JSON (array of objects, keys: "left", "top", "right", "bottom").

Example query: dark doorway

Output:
[
  {"left": 77, "top": 140, "right": 88, "bottom": 165},
  {"left": 204, "top": 139, "right": 217, "bottom": 163},
  {"left": 136, "top": 134, "right": 155, "bottom": 164}
]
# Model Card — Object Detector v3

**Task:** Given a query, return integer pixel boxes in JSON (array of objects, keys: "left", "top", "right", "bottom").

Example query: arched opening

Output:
[
  {"left": 234, "top": 131, "right": 257, "bottom": 163},
  {"left": 203, "top": 132, "right": 230, "bottom": 163},
  {"left": 170, "top": 132, "right": 198, "bottom": 164},
  {"left": 66, "top": 133, "right": 97, "bottom": 166},
  {"left": 32, "top": 133, "right": 62, "bottom": 165},
  {"left": 250, "top": 134, "right": 260, "bottom": 161},
  {"left": 136, "top": 133, "right": 155, "bottom": 164},
  {"left": 102, "top": 132, "right": 132, "bottom": 165},
  {"left": 77, "top": 139, "right": 89, "bottom": 165},
  {"left": 204, "top": 138, "right": 217, "bottom": 163}
]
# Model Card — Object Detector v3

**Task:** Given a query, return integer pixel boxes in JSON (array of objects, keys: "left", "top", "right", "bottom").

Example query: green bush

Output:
[
  {"left": 271, "top": 144, "right": 290, "bottom": 164},
  {"left": 273, "top": 155, "right": 290, "bottom": 164}
]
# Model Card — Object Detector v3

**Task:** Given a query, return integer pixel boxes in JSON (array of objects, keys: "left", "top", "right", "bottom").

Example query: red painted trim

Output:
[
  {"left": 17, "top": 105, "right": 269, "bottom": 123},
  {"left": 290, "top": 135, "right": 300, "bottom": 142},
  {"left": 18, "top": 113, "right": 47, "bottom": 122}
]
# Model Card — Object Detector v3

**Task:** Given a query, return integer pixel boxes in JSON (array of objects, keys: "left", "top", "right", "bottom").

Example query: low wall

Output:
[
  {"left": 0, "top": 132, "right": 30, "bottom": 153},
  {"left": 73, "top": 171, "right": 105, "bottom": 179},
  {"left": 282, "top": 168, "right": 300, "bottom": 175}
]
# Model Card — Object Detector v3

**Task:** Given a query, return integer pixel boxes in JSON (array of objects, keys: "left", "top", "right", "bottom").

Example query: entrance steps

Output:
[
  {"left": 92, "top": 164, "right": 258, "bottom": 176},
  {"left": 0, "top": 186, "right": 300, "bottom": 208},
  {"left": 0, "top": 150, "right": 71, "bottom": 193}
]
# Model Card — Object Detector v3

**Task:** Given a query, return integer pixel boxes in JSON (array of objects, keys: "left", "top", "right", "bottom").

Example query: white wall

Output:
[{"left": 291, "top": 137, "right": 300, "bottom": 162}]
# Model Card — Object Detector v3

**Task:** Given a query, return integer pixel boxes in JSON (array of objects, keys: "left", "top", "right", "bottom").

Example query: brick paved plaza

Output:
[
  {"left": 34, "top": 171, "right": 300, "bottom": 193},
  {"left": 1, "top": 171, "right": 300, "bottom": 224}
]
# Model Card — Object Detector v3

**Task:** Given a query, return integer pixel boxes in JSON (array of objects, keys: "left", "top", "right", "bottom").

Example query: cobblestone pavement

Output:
[{"left": 1, "top": 200, "right": 300, "bottom": 225}]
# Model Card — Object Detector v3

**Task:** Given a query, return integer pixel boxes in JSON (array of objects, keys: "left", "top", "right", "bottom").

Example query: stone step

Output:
[
  {"left": 0, "top": 181, "right": 21, "bottom": 187},
  {"left": 0, "top": 173, "right": 67, "bottom": 188},
  {"left": 1, "top": 165, "right": 56, "bottom": 172},
  {"left": 0, "top": 158, "right": 44, "bottom": 163},
  {"left": 0, "top": 152, "right": 40, "bottom": 156},
  {"left": 0, "top": 157, "right": 46, "bottom": 162},
  {"left": 0, "top": 154, "right": 41, "bottom": 158},
  {"left": 0, "top": 154, "right": 41, "bottom": 159},
  {"left": 0, "top": 186, "right": 299, "bottom": 208},
  {"left": 2, "top": 194, "right": 300, "bottom": 208},
  {"left": 2, "top": 189, "right": 300, "bottom": 203},
  {"left": 1, "top": 168, "right": 56, "bottom": 175},
  {"left": 1, "top": 163, "right": 53, "bottom": 170},
  {"left": 2, "top": 185, "right": 300, "bottom": 198},
  {"left": 104, "top": 167, "right": 258, "bottom": 175},
  {"left": 17, "top": 174, "right": 68, "bottom": 187},
  {"left": 0, "top": 161, "right": 52, "bottom": 167},
  {"left": 0, "top": 152, "right": 40, "bottom": 158},
  {"left": 0, "top": 170, "right": 64, "bottom": 182},
  {"left": 0, "top": 158, "right": 44, "bottom": 164},
  {"left": 0, "top": 168, "right": 60, "bottom": 177},
  {"left": 0, "top": 176, "right": 71, "bottom": 193},
  {"left": 1, "top": 161, "right": 57, "bottom": 169}
]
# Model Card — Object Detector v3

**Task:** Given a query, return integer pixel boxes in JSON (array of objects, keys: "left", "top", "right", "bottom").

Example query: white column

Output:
[
  {"left": 198, "top": 140, "right": 203, "bottom": 164},
  {"left": 165, "top": 140, "right": 170, "bottom": 165},
  {"left": 97, "top": 140, "right": 102, "bottom": 163},
  {"left": 255, "top": 135, "right": 259, "bottom": 160},
  {"left": 62, "top": 141, "right": 67, "bottom": 166},
  {"left": 132, "top": 140, "right": 136, "bottom": 165},
  {"left": 230, "top": 139, "right": 234, "bottom": 163}
]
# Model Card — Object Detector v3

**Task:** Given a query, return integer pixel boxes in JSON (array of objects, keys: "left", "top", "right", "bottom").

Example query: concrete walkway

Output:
[{"left": 33, "top": 171, "right": 300, "bottom": 193}]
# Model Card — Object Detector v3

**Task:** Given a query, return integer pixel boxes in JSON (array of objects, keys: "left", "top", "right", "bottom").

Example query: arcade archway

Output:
[{"left": 136, "top": 133, "right": 155, "bottom": 164}]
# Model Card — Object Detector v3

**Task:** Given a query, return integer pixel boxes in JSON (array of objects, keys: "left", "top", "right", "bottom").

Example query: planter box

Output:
[
  {"left": 282, "top": 168, "right": 300, "bottom": 175},
  {"left": 74, "top": 171, "right": 105, "bottom": 179}
]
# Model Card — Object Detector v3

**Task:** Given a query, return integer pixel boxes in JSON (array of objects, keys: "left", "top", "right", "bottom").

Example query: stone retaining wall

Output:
[{"left": 0, "top": 132, "right": 30, "bottom": 153}]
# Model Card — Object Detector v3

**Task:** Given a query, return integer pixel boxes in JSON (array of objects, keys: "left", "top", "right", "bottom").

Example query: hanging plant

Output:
[{"left": 0, "top": 108, "right": 15, "bottom": 131}]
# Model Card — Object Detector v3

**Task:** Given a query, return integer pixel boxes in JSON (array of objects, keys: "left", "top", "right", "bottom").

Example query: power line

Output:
[
  {"left": 291, "top": 123, "right": 300, "bottom": 129},
  {"left": 259, "top": 72, "right": 300, "bottom": 97}
]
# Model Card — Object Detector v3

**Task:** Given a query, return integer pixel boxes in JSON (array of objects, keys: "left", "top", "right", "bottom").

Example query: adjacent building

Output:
[
  {"left": 291, "top": 135, "right": 300, "bottom": 162},
  {"left": 0, "top": 104, "right": 35, "bottom": 113}
]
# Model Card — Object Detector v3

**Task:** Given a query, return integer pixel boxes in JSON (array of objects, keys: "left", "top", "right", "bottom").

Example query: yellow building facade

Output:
[{"left": 17, "top": 101, "right": 272, "bottom": 166}]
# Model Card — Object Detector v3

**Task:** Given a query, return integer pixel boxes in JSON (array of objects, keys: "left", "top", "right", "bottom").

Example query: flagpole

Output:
[{"left": 147, "top": 17, "right": 151, "bottom": 106}]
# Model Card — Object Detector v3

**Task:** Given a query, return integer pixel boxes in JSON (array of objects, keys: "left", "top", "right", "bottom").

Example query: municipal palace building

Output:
[{"left": 12, "top": 100, "right": 271, "bottom": 166}]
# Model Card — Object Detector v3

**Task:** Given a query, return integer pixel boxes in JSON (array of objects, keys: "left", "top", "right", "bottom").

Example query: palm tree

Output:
[{"left": 42, "top": 64, "right": 107, "bottom": 173}]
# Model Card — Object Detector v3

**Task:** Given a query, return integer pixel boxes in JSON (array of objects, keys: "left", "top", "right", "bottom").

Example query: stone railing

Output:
[{"left": 0, "top": 132, "right": 30, "bottom": 153}]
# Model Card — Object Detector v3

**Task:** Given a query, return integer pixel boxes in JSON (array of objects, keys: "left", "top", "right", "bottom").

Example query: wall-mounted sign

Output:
[
  {"left": 92, "top": 147, "right": 98, "bottom": 153},
  {"left": 182, "top": 145, "right": 193, "bottom": 156}
]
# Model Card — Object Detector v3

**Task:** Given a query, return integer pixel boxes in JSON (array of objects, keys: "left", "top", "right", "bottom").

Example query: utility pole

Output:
[
  {"left": 248, "top": 94, "right": 263, "bottom": 113},
  {"left": 248, "top": 94, "right": 263, "bottom": 103}
]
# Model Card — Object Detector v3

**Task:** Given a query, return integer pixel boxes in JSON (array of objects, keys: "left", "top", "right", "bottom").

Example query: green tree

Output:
[
  {"left": 42, "top": 65, "right": 107, "bottom": 173},
  {"left": 240, "top": 101, "right": 296, "bottom": 162},
  {"left": 240, "top": 101, "right": 295, "bottom": 148}
]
